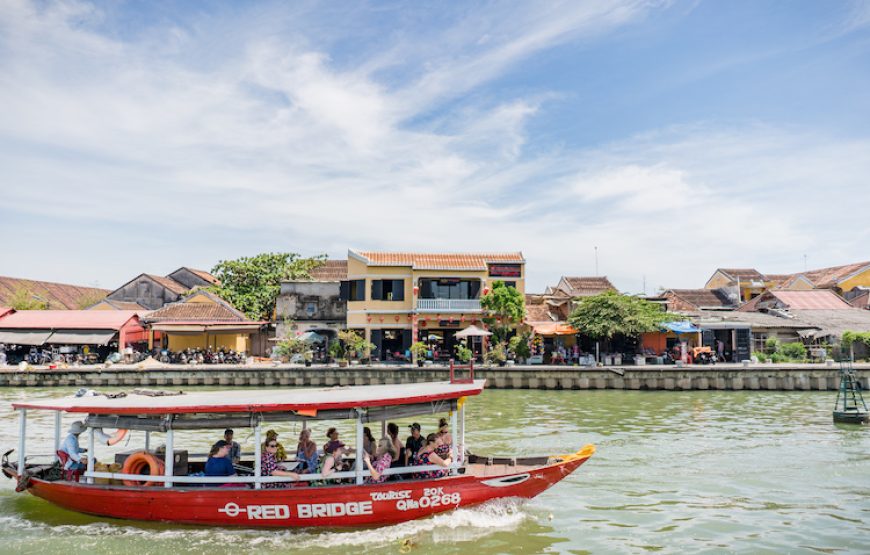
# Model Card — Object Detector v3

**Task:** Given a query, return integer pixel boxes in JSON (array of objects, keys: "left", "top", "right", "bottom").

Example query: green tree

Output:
[
  {"left": 480, "top": 281, "right": 525, "bottom": 342},
  {"left": 568, "top": 291, "right": 675, "bottom": 341},
  {"left": 208, "top": 252, "right": 327, "bottom": 320},
  {"left": 8, "top": 287, "right": 49, "bottom": 310}
]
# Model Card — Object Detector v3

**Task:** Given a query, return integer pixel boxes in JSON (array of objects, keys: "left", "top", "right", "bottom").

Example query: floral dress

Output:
[
  {"left": 260, "top": 452, "right": 288, "bottom": 489},
  {"left": 412, "top": 451, "right": 446, "bottom": 479},
  {"left": 366, "top": 452, "right": 393, "bottom": 484}
]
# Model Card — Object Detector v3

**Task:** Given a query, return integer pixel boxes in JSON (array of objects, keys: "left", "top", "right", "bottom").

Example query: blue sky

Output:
[{"left": 1, "top": 0, "right": 868, "bottom": 293}]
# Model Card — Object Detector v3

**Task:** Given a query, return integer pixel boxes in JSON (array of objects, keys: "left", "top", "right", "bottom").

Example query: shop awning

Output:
[
  {"left": 0, "top": 330, "right": 53, "bottom": 346},
  {"left": 531, "top": 322, "right": 577, "bottom": 336},
  {"left": 46, "top": 331, "right": 117, "bottom": 345},
  {"left": 661, "top": 321, "right": 700, "bottom": 334}
]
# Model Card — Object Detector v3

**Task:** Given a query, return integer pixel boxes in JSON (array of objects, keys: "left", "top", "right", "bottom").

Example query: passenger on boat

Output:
[
  {"left": 205, "top": 440, "right": 236, "bottom": 479},
  {"left": 386, "top": 423, "right": 405, "bottom": 469},
  {"left": 363, "top": 427, "right": 376, "bottom": 456},
  {"left": 261, "top": 439, "right": 299, "bottom": 488},
  {"left": 318, "top": 441, "right": 346, "bottom": 481},
  {"left": 295, "top": 429, "right": 319, "bottom": 473},
  {"left": 363, "top": 437, "right": 397, "bottom": 484},
  {"left": 323, "top": 427, "right": 338, "bottom": 453},
  {"left": 435, "top": 418, "right": 452, "bottom": 459},
  {"left": 59, "top": 421, "right": 87, "bottom": 471},
  {"left": 404, "top": 422, "right": 424, "bottom": 466},
  {"left": 222, "top": 429, "right": 241, "bottom": 464},
  {"left": 411, "top": 433, "right": 452, "bottom": 479},
  {"left": 264, "top": 429, "right": 286, "bottom": 461}
]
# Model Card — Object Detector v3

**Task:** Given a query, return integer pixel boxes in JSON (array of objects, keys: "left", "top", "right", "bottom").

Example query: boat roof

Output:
[{"left": 11, "top": 380, "right": 486, "bottom": 415}]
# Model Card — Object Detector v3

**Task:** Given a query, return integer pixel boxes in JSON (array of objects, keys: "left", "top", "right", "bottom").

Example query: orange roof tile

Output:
[
  {"left": 0, "top": 276, "right": 109, "bottom": 310},
  {"left": 351, "top": 251, "right": 524, "bottom": 270}
]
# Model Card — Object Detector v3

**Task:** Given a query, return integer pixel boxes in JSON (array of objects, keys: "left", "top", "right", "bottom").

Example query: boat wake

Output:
[{"left": 0, "top": 498, "right": 529, "bottom": 552}]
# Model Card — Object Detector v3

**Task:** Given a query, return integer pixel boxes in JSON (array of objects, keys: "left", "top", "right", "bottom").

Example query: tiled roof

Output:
[
  {"left": 351, "top": 250, "right": 524, "bottom": 270},
  {"left": 787, "top": 308, "right": 870, "bottom": 338},
  {"left": 666, "top": 289, "right": 736, "bottom": 309},
  {"left": 561, "top": 276, "right": 616, "bottom": 297},
  {"left": 765, "top": 274, "right": 792, "bottom": 286},
  {"left": 184, "top": 268, "right": 219, "bottom": 285},
  {"left": 0, "top": 276, "right": 110, "bottom": 310},
  {"left": 848, "top": 290, "right": 869, "bottom": 309},
  {"left": 144, "top": 291, "right": 249, "bottom": 322},
  {"left": 145, "top": 274, "right": 189, "bottom": 295},
  {"left": 767, "top": 290, "right": 852, "bottom": 310},
  {"left": 90, "top": 300, "right": 147, "bottom": 310},
  {"left": 0, "top": 310, "right": 140, "bottom": 330},
  {"left": 308, "top": 260, "right": 348, "bottom": 281},
  {"left": 718, "top": 268, "right": 766, "bottom": 281},
  {"left": 802, "top": 261, "right": 870, "bottom": 288}
]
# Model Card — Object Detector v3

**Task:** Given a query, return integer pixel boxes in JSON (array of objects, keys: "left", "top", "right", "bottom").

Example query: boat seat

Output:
[{"left": 56, "top": 450, "right": 83, "bottom": 482}]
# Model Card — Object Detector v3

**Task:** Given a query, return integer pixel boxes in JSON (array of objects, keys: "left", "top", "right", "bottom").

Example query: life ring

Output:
[
  {"left": 106, "top": 429, "right": 128, "bottom": 446},
  {"left": 121, "top": 451, "right": 165, "bottom": 487}
]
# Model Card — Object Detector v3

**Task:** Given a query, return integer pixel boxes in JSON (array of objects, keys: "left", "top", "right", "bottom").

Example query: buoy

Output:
[{"left": 121, "top": 451, "right": 165, "bottom": 486}]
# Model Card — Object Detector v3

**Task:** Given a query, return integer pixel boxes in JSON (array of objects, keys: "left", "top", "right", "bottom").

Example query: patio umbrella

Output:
[
  {"left": 455, "top": 325, "right": 492, "bottom": 338},
  {"left": 299, "top": 331, "right": 327, "bottom": 343}
]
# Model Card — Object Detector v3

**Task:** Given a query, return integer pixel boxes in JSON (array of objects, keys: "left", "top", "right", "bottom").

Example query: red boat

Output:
[{"left": 3, "top": 375, "right": 594, "bottom": 527}]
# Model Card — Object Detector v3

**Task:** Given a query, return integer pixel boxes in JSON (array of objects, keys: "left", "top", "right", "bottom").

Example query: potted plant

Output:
[
  {"left": 485, "top": 342, "right": 508, "bottom": 367},
  {"left": 454, "top": 341, "right": 472, "bottom": 364},
  {"left": 410, "top": 342, "right": 429, "bottom": 367},
  {"left": 508, "top": 333, "right": 531, "bottom": 365},
  {"left": 327, "top": 339, "right": 344, "bottom": 366},
  {"left": 336, "top": 330, "right": 375, "bottom": 367}
]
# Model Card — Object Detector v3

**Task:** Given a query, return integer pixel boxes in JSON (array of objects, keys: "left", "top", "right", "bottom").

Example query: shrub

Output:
[
  {"left": 765, "top": 337, "right": 780, "bottom": 354},
  {"left": 454, "top": 343, "right": 473, "bottom": 363},
  {"left": 409, "top": 341, "right": 429, "bottom": 360},
  {"left": 780, "top": 342, "right": 807, "bottom": 361}
]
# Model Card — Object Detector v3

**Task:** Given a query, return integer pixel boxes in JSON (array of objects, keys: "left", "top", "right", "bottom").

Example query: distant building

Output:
[
  {"left": 275, "top": 259, "right": 348, "bottom": 341},
  {"left": 342, "top": 250, "right": 525, "bottom": 361},
  {"left": 103, "top": 267, "right": 218, "bottom": 310},
  {"left": 0, "top": 275, "right": 109, "bottom": 310},
  {"left": 661, "top": 288, "right": 738, "bottom": 312},
  {"left": 703, "top": 261, "right": 870, "bottom": 301}
]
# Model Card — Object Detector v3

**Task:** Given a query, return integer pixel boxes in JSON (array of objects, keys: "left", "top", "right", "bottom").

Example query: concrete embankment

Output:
[{"left": 0, "top": 363, "right": 867, "bottom": 391}]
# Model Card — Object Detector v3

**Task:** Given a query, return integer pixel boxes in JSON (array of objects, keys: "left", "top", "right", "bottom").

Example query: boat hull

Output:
[{"left": 23, "top": 450, "right": 592, "bottom": 527}]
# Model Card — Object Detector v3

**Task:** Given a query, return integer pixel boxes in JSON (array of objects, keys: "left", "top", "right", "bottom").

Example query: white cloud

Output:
[{"left": 0, "top": 0, "right": 866, "bottom": 296}]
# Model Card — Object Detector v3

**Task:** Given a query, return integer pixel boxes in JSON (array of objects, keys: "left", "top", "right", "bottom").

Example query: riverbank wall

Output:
[{"left": 1, "top": 363, "right": 867, "bottom": 391}]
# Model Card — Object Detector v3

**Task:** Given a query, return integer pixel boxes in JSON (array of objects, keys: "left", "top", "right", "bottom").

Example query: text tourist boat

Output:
[{"left": 2, "top": 369, "right": 595, "bottom": 528}]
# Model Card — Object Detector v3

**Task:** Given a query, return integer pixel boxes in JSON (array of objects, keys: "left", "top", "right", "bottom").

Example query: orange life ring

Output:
[
  {"left": 121, "top": 451, "right": 165, "bottom": 487},
  {"left": 106, "top": 429, "right": 128, "bottom": 446}
]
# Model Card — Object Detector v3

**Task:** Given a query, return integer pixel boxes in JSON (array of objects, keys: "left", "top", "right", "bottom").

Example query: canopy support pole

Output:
[
  {"left": 355, "top": 409, "right": 364, "bottom": 485},
  {"left": 86, "top": 427, "right": 95, "bottom": 484},
  {"left": 254, "top": 423, "right": 262, "bottom": 490},
  {"left": 17, "top": 409, "right": 26, "bottom": 475},
  {"left": 53, "top": 411, "right": 61, "bottom": 463},
  {"left": 381, "top": 420, "right": 386, "bottom": 439},
  {"left": 145, "top": 431, "right": 150, "bottom": 452},
  {"left": 164, "top": 428, "right": 173, "bottom": 488},
  {"left": 459, "top": 402, "right": 466, "bottom": 464},
  {"left": 450, "top": 408, "right": 458, "bottom": 474}
]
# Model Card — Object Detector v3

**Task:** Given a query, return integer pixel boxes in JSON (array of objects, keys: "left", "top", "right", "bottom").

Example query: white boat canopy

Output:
[{"left": 12, "top": 380, "right": 486, "bottom": 416}]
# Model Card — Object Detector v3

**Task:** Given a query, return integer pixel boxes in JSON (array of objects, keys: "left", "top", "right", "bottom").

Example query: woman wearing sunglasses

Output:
[{"left": 261, "top": 440, "right": 299, "bottom": 488}]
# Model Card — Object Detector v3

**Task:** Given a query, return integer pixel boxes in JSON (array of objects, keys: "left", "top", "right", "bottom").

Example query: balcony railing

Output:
[{"left": 416, "top": 299, "right": 482, "bottom": 312}]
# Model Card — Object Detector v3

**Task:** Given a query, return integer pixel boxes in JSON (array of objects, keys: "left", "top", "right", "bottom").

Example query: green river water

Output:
[{"left": 0, "top": 387, "right": 867, "bottom": 554}]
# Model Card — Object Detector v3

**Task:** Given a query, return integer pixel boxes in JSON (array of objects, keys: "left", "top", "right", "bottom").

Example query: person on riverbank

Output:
[
  {"left": 363, "top": 437, "right": 397, "bottom": 484},
  {"left": 404, "top": 422, "right": 424, "bottom": 466},
  {"left": 296, "top": 429, "right": 319, "bottom": 473},
  {"left": 411, "top": 433, "right": 452, "bottom": 479},
  {"left": 261, "top": 439, "right": 299, "bottom": 488}
]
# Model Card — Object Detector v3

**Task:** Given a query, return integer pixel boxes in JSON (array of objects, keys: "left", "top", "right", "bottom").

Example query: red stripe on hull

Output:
[{"left": 27, "top": 457, "right": 590, "bottom": 527}]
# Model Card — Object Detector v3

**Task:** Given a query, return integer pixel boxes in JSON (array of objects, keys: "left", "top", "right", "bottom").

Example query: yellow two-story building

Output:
[{"left": 342, "top": 250, "right": 526, "bottom": 361}]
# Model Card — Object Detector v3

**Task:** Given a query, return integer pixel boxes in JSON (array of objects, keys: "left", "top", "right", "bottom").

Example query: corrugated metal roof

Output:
[
  {"left": 770, "top": 290, "right": 852, "bottom": 310},
  {"left": 0, "top": 310, "right": 139, "bottom": 330}
]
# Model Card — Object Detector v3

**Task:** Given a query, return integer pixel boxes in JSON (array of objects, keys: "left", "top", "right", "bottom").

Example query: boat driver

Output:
[{"left": 59, "top": 421, "right": 88, "bottom": 471}]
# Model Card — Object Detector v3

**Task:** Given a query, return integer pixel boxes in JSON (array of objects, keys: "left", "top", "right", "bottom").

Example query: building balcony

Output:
[{"left": 416, "top": 299, "right": 482, "bottom": 312}]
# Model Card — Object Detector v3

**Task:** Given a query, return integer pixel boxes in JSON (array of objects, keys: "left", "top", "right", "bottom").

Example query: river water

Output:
[{"left": 0, "top": 387, "right": 867, "bottom": 554}]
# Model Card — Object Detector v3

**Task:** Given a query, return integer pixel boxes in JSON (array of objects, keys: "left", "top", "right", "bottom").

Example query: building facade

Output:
[
  {"left": 341, "top": 250, "right": 525, "bottom": 361},
  {"left": 275, "top": 260, "right": 348, "bottom": 341}
]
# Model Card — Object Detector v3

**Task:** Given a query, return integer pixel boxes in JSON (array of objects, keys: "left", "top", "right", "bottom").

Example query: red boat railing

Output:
[{"left": 449, "top": 359, "right": 474, "bottom": 384}]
